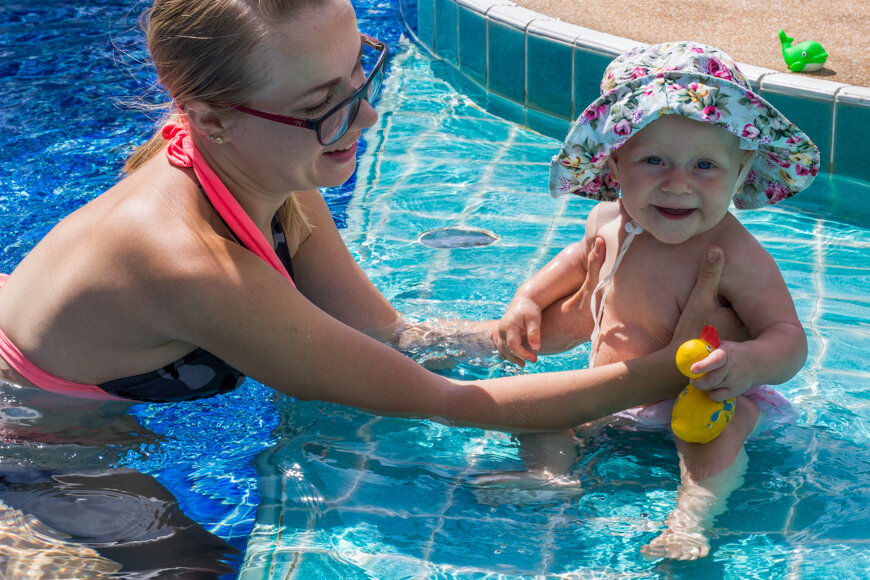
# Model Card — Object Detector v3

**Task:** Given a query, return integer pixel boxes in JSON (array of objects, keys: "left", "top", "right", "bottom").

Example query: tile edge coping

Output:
[{"left": 443, "top": 0, "right": 867, "bottom": 101}]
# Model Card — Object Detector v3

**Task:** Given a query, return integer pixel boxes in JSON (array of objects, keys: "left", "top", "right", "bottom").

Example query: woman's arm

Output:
[
  {"left": 289, "top": 189, "right": 401, "bottom": 340},
  {"left": 166, "top": 231, "right": 727, "bottom": 432}
]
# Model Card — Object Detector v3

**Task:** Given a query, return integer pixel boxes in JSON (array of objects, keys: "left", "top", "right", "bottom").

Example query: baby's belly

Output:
[{"left": 591, "top": 317, "right": 674, "bottom": 367}]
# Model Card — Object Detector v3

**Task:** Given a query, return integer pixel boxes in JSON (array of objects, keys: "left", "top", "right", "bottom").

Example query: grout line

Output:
[
  {"left": 418, "top": 436, "right": 490, "bottom": 569},
  {"left": 806, "top": 219, "right": 828, "bottom": 401}
]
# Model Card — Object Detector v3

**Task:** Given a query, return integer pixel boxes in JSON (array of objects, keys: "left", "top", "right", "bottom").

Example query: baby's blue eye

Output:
[
  {"left": 645, "top": 156, "right": 663, "bottom": 165},
  {"left": 697, "top": 160, "right": 714, "bottom": 169}
]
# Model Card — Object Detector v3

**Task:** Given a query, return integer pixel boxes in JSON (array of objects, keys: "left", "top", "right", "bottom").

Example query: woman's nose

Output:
[{"left": 354, "top": 98, "right": 378, "bottom": 131}]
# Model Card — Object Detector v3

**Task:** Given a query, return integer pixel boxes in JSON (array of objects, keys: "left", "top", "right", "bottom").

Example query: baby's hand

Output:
[
  {"left": 496, "top": 297, "right": 542, "bottom": 366},
  {"left": 688, "top": 341, "right": 756, "bottom": 401}
]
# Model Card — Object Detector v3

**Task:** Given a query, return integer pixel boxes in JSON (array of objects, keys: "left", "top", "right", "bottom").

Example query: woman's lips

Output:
[{"left": 323, "top": 141, "right": 358, "bottom": 163}]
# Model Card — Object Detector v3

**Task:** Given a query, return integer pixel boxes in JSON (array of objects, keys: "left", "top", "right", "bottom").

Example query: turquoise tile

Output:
[
  {"left": 434, "top": 0, "right": 458, "bottom": 64},
  {"left": 525, "top": 107, "right": 571, "bottom": 142},
  {"left": 487, "top": 19, "right": 525, "bottom": 102},
  {"left": 526, "top": 34, "right": 572, "bottom": 118},
  {"left": 485, "top": 91, "right": 525, "bottom": 128},
  {"left": 454, "top": 64, "right": 488, "bottom": 103},
  {"left": 833, "top": 94, "right": 870, "bottom": 183},
  {"left": 457, "top": 5, "right": 487, "bottom": 85},
  {"left": 759, "top": 91, "right": 832, "bottom": 175},
  {"left": 573, "top": 48, "right": 612, "bottom": 117},
  {"left": 416, "top": 0, "right": 435, "bottom": 51}
]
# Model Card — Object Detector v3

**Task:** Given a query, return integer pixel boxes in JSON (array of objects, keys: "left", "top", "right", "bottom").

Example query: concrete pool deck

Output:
[{"left": 513, "top": 0, "right": 869, "bottom": 88}]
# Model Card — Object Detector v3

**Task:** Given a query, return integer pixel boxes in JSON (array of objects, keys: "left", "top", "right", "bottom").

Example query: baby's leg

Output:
[
  {"left": 642, "top": 395, "right": 760, "bottom": 560},
  {"left": 472, "top": 429, "right": 582, "bottom": 488}
]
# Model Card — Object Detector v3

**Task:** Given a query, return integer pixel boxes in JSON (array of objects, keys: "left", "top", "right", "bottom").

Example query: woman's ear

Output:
[{"left": 182, "top": 101, "right": 235, "bottom": 143}]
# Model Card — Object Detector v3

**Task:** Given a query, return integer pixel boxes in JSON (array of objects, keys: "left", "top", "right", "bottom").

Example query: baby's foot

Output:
[{"left": 641, "top": 528, "right": 710, "bottom": 561}]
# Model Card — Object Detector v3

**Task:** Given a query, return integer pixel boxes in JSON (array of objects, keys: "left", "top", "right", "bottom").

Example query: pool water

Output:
[
  {"left": 237, "top": 39, "right": 870, "bottom": 578},
  {"left": 1, "top": 0, "right": 868, "bottom": 578}
]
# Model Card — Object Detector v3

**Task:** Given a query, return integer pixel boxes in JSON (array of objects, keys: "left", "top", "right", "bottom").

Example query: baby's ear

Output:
[{"left": 606, "top": 153, "right": 619, "bottom": 179}]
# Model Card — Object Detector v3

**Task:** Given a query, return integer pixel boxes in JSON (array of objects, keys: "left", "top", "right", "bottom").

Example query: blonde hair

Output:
[{"left": 125, "top": 0, "right": 321, "bottom": 234}]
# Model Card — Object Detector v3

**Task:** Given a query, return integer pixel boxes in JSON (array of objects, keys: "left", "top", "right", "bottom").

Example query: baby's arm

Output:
[{"left": 690, "top": 233, "right": 807, "bottom": 401}]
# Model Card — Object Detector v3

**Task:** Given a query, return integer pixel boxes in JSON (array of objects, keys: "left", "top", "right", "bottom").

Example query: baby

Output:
[{"left": 497, "top": 42, "right": 819, "bottom": 560}]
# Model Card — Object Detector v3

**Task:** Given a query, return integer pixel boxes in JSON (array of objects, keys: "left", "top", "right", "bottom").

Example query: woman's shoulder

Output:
[{"left": 76, "top": 162, "right": 243, "bottom": 287}]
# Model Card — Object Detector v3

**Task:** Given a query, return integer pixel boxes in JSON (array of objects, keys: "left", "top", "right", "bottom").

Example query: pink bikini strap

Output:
[
  {"left": 162, "top": 121, "right": 296, "bottom": 287},
  {"left": 0, "top": 275, "right": 127, "bottom": 401}
]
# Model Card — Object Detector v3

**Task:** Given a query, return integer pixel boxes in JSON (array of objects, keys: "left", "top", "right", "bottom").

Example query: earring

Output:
[{"left": 209, "top": 135, "right": 224, "bottom": 144}]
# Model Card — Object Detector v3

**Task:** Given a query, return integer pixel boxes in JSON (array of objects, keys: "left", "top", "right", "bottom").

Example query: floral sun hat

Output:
[{"left": 550, "top": 42, "right": 820, "bottom": 209}]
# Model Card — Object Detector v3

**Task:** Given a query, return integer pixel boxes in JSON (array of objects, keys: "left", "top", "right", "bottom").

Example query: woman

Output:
[{"left": 0, "top": 0, "right": 737, "bottom": 428}]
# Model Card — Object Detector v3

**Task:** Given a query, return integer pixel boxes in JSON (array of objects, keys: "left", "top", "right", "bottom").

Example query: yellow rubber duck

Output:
[{"left": 671, "top": 325, "right": 736, "bottom": 444}]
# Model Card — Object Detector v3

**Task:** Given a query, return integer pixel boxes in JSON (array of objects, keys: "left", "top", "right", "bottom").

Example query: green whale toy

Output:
[{"left": 779, "top": 30, "right": 828, "bottom": 72}]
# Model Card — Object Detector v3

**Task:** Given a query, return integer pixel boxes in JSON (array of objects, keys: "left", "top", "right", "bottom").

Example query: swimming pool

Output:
[{"left": 1, "top": 0, "right": 868, "bottom": 578}]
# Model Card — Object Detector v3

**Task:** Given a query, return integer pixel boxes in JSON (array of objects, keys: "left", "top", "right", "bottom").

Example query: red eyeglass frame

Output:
[{"left": 229, "top": 34, "right": 389, "bottom": 145}]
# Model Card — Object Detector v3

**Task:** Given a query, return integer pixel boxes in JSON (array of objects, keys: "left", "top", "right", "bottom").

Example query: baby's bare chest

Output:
[{"left": 595, "top": 242, "right": 708, "bottom": 362}]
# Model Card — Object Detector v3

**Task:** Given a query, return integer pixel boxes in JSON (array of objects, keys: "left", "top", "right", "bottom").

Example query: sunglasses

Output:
[{"left": 231, "top": 34, "right": 389, "bottom": 146}]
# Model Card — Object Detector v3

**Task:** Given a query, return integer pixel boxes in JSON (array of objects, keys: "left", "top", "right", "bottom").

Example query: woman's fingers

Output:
[
  {"left": 672, "top": 247, "right": 725, "bottom": 345},
  {"left": 569, "top": 236, "right": 606, "bottom": 340},
  {"left": 584, "top": 237, "right": 605, "bottom": 290}
]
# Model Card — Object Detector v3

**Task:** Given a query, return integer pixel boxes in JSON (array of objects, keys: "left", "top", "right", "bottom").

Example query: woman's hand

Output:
[
  {"left": 554, "top": 236, "right": 606, "bottom": 345},
  {"left": 670, "top": 246, "right": 742, "bottom": 349},
  {"left": 534, "top": 237, "right": 606, "bottom": 354}
]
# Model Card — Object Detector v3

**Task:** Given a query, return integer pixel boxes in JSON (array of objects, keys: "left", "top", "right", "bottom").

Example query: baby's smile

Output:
[{"left": 654, "top": 206, "right": 697, "bottom": 219}]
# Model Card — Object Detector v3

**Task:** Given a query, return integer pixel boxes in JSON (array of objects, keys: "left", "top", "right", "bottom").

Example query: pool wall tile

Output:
[
  {"left": 525, "top": 107, "right": 571, "bottom": 141},
  {"left": 486, "top": 6, "right": 543, "bottom": 102},
  {"left": 759, "top": 73, "right": 847, "bottom": 175},
  {"left": 416, "top": 0, "right": 435, "bottom": 50},
  {"left": 526, "top": 20, "right": 580, "bottom": 119},
  {"left": 456, "top": 3, "right": 487, "bottom": 84},
  {"left": 406, "top": 0, "right": 870, "bottom": 184},
  {"left": 485, "top": 90, "right": 525, "bottom": 128},
  {"left": 434, "top": 0, "right": 459, "bottom": 64},
  {"left": 737, "top": 63, "right": 778, "bottom": 92},
  {"left": 833, "top": 86, "right": 870, "bottom": 182}
]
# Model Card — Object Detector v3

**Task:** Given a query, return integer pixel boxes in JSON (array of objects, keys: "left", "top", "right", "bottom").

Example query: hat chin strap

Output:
[
  {"left": 589, "top": 220, "right": 643, "bottom": 365},
  {"left": 732, "top": 150, "right": 756, "bottom": 198}
]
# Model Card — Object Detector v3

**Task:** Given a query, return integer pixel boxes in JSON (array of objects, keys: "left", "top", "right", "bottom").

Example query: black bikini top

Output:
[{"left": 97, "top": 214, "right": 294, "bottom": 403}]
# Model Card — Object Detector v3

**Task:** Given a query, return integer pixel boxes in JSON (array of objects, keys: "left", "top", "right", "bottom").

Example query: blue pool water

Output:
[{"left": 1, "top": 1, "right": 868, "bottom": 578}]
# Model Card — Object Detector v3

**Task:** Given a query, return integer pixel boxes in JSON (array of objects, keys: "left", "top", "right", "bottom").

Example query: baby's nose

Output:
[{"left": 660, "top": 168, "right": 692, "bottom": 194}]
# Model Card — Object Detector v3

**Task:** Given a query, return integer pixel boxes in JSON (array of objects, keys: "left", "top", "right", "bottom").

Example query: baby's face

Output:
[{"left": 609, "top": 115, "right": 751, "bottom": 245}]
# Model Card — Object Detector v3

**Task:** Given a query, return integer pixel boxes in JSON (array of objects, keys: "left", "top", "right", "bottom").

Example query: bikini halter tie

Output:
[
  {"left": 589, "top": 220, "right": 644, "bottom": 364},
  {"left": 162, "top": 121, "right": 296, "bottom": 287}
]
